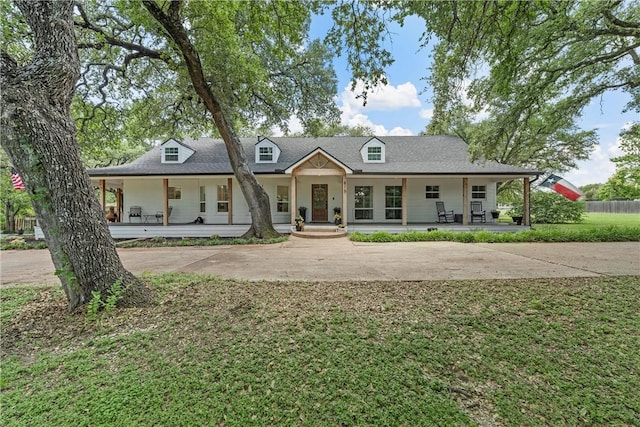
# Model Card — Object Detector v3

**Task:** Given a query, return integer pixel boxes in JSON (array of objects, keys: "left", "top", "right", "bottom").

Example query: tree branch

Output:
[{"left": 74, "top": 1, "right": 164, "bottom": 62}]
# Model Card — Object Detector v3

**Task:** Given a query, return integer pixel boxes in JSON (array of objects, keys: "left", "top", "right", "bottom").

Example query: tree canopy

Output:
[
  {"left": 599, "top": 123, "right": 640, "bottom": 200},
  {"left": 389, "top": 0, "right": 639, "bottom": 178}
]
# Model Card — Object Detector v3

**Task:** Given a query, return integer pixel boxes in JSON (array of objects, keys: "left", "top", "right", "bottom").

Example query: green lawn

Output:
[
  {"left": 531, "top": 212, "right": 640, "bottom": 230},
  {"left": 2, "top": 275, "right": 639, "bottom": 426}
]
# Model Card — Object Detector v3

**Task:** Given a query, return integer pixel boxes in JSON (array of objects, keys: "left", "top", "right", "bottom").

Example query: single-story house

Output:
[{"left": 75, "top": 135, "right": 539, "bottom": 238}]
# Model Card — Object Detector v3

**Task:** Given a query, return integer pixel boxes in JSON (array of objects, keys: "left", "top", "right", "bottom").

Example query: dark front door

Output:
[{"left": 312, "top": 184, "right": 328, "bottom": 222}]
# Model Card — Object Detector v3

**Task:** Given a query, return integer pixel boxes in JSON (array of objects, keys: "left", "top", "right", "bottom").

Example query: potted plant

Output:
[
  {"left": 491, "top": 209, "right": 500, "bottom": 220},
  {"left": 294, "top": 215, "right": 305, "bottom": 231},
  {"left": 298, "top": 206, "right": 307, "bottom": 222},
  {"left": 333, "top": 212, "right": 342, "bottom": 225},
  {"left": 507, "top": 205, "right": 524, "bottom": 225}
]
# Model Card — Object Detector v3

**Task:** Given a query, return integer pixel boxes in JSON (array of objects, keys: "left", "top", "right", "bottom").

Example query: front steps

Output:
[{"left": 291, "top": 225, "right": 347, "bottom": 239}]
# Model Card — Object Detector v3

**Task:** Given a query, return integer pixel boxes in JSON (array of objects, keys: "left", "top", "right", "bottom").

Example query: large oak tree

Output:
[
  {"left": 73, "top": 0, "right": 340, "bottom": 238},
  {"left": 0, "top": 0, "right": 152, "bottom": 310}
]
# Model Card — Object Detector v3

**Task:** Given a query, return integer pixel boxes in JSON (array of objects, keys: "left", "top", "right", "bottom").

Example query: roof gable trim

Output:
[{"left": 284, "top": 147, "right": 353, "bottom": 174}]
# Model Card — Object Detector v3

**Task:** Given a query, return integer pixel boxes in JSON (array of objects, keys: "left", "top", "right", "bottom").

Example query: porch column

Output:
[
  {"left": 291, "top": 175, "right": 297, "bottom": 225},
  {"left": 402, "top": 177, "right": 407, "bottom": 226},
  {"left": 99, "top": 179, "right": 106, "bottom": 210},
  {"left": 342, "top": 174, "right": 348, "bottom": 227},
  {"left": 227, "top": 177, "right": 233, "bottom": 224},
  {"left": 462, "top": 178, "right": 469, "bottom": 225},
  {"left": 162, "top": 178, "right": 169, "bottom": 226},
  {"left": 523, "top": 177, "right": 531, "bottom": 226}
]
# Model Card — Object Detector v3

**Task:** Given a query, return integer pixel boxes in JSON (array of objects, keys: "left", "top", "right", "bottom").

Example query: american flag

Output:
[{"left": 10, "top": 167, "right": 25, "bottom": 190}]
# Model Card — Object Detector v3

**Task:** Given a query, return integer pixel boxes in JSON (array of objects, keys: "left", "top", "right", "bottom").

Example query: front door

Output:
[{"left": 312, "top": 184, "right": 328, "bottom": 222}]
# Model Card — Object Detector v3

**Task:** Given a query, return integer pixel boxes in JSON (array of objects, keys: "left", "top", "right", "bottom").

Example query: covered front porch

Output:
[{"left": 35, "top": 221, "right": 530, "bottom": 240}]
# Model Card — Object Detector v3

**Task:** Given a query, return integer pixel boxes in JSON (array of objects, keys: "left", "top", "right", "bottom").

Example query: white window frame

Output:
[
  {"left": 354, "top": 186, "right": 373, "bottom": 220},
  {"left": 168, "top": 186, "right": 181, "bottom": 199},
  {"left": 385, "top": 186, "right": 402, "bottom": 220},
  {"left": 164, "top": 146, "right": 179, "bottom": 162},
  {"left": 368, "top": 146, "right": 382, "bottom": 161},
  {"left": 472, "top": 185, "right": 487, "bottom": 199},
  {"left": 276, "top": 185, "right": 289, "bottom": 213},
  {"left": 199, "top": 186, "right": 206, "bottom": 213},
  {"left": 259, "top": 146, "right": 273, "bottom": 162},
  {"left": 425, "top": 185, "right": 440, "bottom": 199},
  {"left": 217, "top": 185, "right": 229, "bottom": 213}
]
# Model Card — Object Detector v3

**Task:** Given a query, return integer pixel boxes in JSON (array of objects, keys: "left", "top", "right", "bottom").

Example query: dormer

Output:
[
  {"left": 360, "top": 137, "right": 386, "bottom": 163},
  {"left": 161, "top": 138, "right": 195, "bottom": 164},
  {"left": 255, "top": 137, "right": 281, "bottom": 163}
]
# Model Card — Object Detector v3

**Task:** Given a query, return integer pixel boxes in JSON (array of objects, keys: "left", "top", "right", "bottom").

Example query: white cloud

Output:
[
  {"left": 342, "top": 113, "right": 413, "bottom": 136},
  {"left": 419, "top": 108, "right": 434, "bottom": 119},
  {"left": 271, "top": 116, "right": 304, "bottom": 137},
  {"left": 388, "top": 127, "right": 414, "bottom": 136},
  {"left": 338, "top": 79, "right": 420, "bottom": 136},
  {"left": 340, "top": 80, "right": 421, "bottom": 116}
]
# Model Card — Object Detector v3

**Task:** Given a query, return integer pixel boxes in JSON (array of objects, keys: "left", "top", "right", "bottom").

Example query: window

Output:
[
  {"left": 199, "top": 186, "right": 206, "bottom": 213},
  {"left": 168, "top": 186, "right": 181, "bottom": 199},
  {"left": 472, "top": 185, "right": 486, "bottom": 199},
  {"left": 217, "top": 185, "right": 228, "bottom": 212},
  {"left": 385, "top": 186, "right": 402, "bottom": 220},
  {"left": 164, "top": 147, "right": 179, "bottom": 162},
  {"left": 367, "top": 146, "right": 382, "bottom": 161},
  {"left": 354, "top": 186, "right": 373, "bottom": 220},
  {"left": 276, "top": 185, "right": 289, "bottom": 213},
  {"left": 425, "top": 185, "right": 440, "bottom": 199},
  {"left": 259, "top": 146, "right": 273, "bottom": 162},
  {"left": 361, "top": 138, "right": 385, "bottom": 163}
]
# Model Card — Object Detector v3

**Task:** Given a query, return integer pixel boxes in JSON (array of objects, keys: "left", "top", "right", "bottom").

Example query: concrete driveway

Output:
[{"left": 1, "top": 238, "right": 638, "bottom": 286}]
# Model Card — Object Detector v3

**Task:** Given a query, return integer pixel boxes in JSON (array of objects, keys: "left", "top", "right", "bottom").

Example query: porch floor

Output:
[{"left": 36, "top": 221, "right": 528, "bottom": 240}]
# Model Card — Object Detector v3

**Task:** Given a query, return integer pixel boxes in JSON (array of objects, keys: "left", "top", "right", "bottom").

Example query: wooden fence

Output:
[
  {"left": 14, "top": 217, "right": 37, "bottom": 231},
  {"left": 585, "top": 201, "right": 640, "bottom": 214}
]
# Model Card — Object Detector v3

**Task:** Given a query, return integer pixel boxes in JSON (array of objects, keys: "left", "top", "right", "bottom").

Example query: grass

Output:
[
  {"left": 350, "top": 212, "right": 640, "bottom": 243},
  {"left": 2, "top": 275, "right": 639, "bottom": 426}
]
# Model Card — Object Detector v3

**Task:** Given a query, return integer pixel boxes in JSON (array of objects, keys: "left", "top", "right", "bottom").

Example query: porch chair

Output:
[
  {"left": 470, "top": 201, "right": 486, "bottom": 223},
  {"left": 436, "top": 201, "right": 454, "bottom": 223},
  {"left": 128, "top": 206, "right": 142, "bottom": 223},
  {"left": 154, "top": 206, "right": 173, "bottom": 223}
]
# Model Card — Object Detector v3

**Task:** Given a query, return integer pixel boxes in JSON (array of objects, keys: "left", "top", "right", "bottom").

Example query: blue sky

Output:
[{"left": 301, "top": 13, "right": 638, "bottom": 188}]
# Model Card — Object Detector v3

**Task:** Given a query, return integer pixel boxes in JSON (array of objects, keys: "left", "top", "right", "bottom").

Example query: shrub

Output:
[{"left": 509, "top": 191, "right": 585, "bottom": 223}]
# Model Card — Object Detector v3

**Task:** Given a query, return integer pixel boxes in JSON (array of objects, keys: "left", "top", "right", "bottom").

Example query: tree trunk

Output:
[
  {"left": 0, "top": 0, "right": 152, "bottom": 311},
  {"left": 143, "top": 1, "right": 279, "bottom": 239},
  {"left": 4, "top": 201, "right": 15, "bottom": 233}
]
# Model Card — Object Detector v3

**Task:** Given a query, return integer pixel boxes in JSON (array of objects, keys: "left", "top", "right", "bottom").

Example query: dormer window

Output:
[
  {"left": 161, "top": 138, "right": 195, "bottom": 164},
  {"left": 259, "top": 146, "right": 273, "bottom": 162},
  {"left": 367, "top": 146, "right": 382, "bottom": 161},
  {"left": 255, "top": 137, "right": 280, "bottom": 163},
  {"left": 164, "top": 147, "right": 179, "bottom": 162},
  {"left": 360, "top": 137, "right": 385, "bottom": 163}
]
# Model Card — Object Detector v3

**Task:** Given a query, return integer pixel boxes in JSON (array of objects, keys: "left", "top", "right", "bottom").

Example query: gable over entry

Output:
[{"left": 286, "top": 148, "right": 352, "bottom": 226}]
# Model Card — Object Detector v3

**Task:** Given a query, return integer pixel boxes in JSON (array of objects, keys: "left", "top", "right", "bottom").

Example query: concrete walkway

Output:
[{"left": 1, "top": 238, "right": 638, "bottom": 286}]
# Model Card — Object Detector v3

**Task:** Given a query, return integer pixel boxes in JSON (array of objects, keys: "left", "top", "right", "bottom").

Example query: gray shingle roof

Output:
[{"left": 87, "top": 136, "right": 540, "bottom": 177}]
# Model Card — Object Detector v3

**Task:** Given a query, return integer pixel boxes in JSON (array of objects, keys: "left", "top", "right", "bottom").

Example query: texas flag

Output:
[{"left": 540, "top": 174, "right": 582, "bottom": 201}]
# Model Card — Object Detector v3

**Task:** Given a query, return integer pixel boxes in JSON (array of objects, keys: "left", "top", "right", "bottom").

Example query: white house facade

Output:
[{"left": 81, "top": 136, "right": 540, "bottom": 238}]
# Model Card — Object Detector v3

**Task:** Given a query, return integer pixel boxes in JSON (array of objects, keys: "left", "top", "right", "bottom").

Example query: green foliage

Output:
[
  {"left": 86, "top": 291, "right": 102, "bottom": 322},
  {"left": 349, "top": 224, "right": 640, "bottom": 243},
  {"left": 85, "top": 280, "right": 127, "bottom": 322},
  {"left": 73, "top": 1, "right": 339, "bottom": 141},
  {"left": 384, "top": 1, "right": 638, "bottom": 175},
  {"left": 599, "top": 123, "right": 640, "bottom": 200},
  {"left": 0, "top": 152, "right": 35, "bottom": 232},
  {"left": 509, "top": 191, "right": 586, "bottom": 224},
  {"left": 581, "top": 183, "right": 604, "bottom": 201}
]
